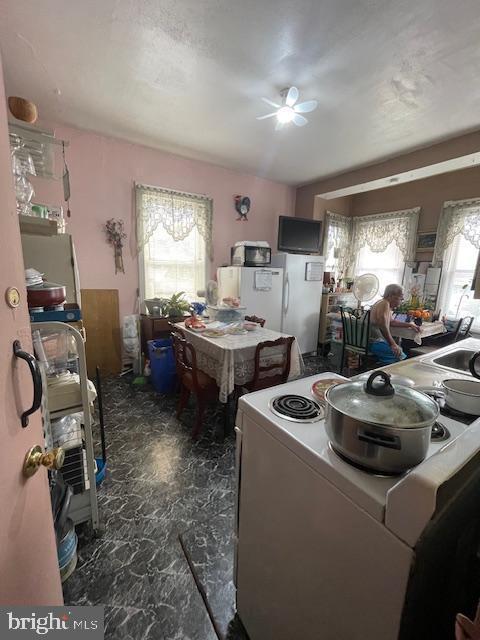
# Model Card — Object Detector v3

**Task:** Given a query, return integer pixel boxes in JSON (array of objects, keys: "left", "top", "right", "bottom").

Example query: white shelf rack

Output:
[{"left": 32, "top": 321, "right": 99, "bottom": 532}]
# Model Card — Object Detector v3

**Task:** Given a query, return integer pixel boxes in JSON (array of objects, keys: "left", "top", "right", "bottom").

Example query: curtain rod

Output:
[{"left": 135, "top": 182, "right": 212, "bottom": 201}]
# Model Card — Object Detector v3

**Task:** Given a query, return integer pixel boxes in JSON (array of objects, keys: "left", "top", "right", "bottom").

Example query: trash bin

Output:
[{"left": 148, "top": 338, "right": 177, "bottom": 393}]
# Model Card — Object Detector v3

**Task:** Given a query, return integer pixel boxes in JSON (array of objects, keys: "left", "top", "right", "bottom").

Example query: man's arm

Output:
[{"left": 391, "top": 318, "right": 421, "bottom": 332}]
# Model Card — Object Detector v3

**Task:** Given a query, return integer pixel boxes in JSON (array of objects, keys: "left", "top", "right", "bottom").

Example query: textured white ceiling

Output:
[{"left": 2, "top": 0, "right": 480, "bottom": 185}]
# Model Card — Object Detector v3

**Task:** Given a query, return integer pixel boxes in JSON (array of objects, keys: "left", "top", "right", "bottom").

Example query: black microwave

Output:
[{"left": 231, "top": 245, "right": 271, "bottom": 267}]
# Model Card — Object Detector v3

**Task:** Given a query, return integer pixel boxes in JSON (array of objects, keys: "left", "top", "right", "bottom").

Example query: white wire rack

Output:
[{"left": 32, "top": 321, "right": 99, "bottom": 532}]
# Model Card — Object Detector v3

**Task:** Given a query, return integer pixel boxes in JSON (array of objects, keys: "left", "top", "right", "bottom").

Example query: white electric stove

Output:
[{"left": 234, "top": 372, "right": 480, "bottom": 640}]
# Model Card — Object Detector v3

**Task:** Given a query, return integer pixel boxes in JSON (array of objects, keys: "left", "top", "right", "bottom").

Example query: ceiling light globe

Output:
[{"left": 277, "top": 106, "right": 294, "bottom": 123}]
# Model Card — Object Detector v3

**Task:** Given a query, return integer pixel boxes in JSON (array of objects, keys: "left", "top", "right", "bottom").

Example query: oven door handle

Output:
[{"left": 13, "top": 340, "right": 43, "bottom": 428}]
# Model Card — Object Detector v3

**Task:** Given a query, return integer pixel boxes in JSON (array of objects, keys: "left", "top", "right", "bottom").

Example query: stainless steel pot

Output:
[
  {"left": 442, "top": 378, "right": 480, "bottom": 415},
  {"left": 324, "top": 371, "right": 439, "bottom": 474}
]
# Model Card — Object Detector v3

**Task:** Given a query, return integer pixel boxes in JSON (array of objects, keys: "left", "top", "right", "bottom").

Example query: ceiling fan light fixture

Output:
[
  {"left": 276, "top": 106, "right": 295, "bottom": 123},
  {"left": 258, "top": 86, "right": 317, "bottom": 129}
]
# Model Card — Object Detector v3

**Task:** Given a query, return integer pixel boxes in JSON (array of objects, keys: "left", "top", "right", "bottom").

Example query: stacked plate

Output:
[{"left": 25, "top": 268, "right": 43, "bottom": 287}]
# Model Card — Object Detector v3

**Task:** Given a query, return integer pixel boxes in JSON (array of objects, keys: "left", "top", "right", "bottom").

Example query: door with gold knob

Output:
[{"left": 0, "top": 56, "right": 63, "bottom": 605}]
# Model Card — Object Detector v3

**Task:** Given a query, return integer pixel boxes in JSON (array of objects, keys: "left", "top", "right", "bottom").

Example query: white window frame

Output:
[
  {"left": 437, "top": 234, "right": 480, "bottom": 331},
  {"left": 138, "top": 229, "right": 209, "bottom": 307},
  {"left": 135, "top": 183, "right": 212, "bottom": 309}
]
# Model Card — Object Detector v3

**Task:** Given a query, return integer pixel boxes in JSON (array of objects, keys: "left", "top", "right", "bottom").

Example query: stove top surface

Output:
[
  {"left": 270, "top": 394, "right": 324, "bottom": 423},
  {"left": 237, "top": 372, "right": 480, "bottom": 534}
]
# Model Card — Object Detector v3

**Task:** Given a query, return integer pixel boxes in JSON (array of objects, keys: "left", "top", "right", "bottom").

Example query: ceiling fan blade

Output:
[
  {"left": 261, "top": 97, "right": 281, "bottom": 109},
  {"left": 256, "top": 112, "right": 277, "bottom": 120},
  {"left": 293, "top": 113, "right": 308, "bottom": 127},
  {"left": 285, "top": 86, "right": 299, "bottom": 107},
  {"left": 275, "top": 120, "right": 284, "bottom": 131},
  {"left": 294, "top": 100, "right": 318, "bottom": 113}
]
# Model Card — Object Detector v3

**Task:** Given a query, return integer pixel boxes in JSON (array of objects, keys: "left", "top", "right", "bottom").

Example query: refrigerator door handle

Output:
[{"left": 284, "top": 274, "right": 290, "bottom": 315}]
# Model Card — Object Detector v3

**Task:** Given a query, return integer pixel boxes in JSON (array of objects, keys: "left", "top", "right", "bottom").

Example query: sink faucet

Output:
[{"left": 455, "top": 286, "right": 470, "bottom": 319}]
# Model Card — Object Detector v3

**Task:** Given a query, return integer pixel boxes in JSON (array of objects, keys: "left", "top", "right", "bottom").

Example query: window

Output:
[
  {"left": 143, "top": 224, "right": 206, "bottom": 300},
  {"left": 324, "top": 211, "right": 351, "bottom": 276},
  {"left": 136, "top": 184, "right": 213, "bottom": 304},
  {"left": 355, "top": 241, "right": 405, "bottom": 301},
  {"left": 439, "top": 234, "right": 480, "bottom": 330},
  {"left": 348, "top": 208, "right": 419, "bottom": 299}
]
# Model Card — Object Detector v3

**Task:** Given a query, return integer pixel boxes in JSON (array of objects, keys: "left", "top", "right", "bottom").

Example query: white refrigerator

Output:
[
  {"left": 271, "top": 253, "right": 324, "bottom": 354},
  {"left": 216, "top": 266, "right": 284, "bottom": 332}
]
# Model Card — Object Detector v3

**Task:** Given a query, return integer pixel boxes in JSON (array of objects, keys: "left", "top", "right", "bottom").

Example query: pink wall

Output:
[{"left": 31, "top": 124, "right": 295, "bottom": 320}]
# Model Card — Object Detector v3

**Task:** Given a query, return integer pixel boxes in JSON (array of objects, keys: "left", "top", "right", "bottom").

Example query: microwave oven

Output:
[{"left": 231, "top": 245, "right": 271, "bottom": 267}]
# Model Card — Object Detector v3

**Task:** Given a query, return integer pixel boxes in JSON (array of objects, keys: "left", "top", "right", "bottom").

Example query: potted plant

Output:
[
  {"left": 165, "top": 292, "right": 191, "bottom": 318},
  {"left": 141, "top": 292, "right": 192, "bottom": 351}
]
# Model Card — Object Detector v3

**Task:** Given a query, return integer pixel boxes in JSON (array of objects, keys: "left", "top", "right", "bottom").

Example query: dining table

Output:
[
  {"left": 327, "top": 312, "right": 446, "bottom": 346},
  {"left": 175, "top": 322, "right": 304, "bottom": 403},
  {"left": 390, "top": 320, "right": 446, "bottom": 345}
]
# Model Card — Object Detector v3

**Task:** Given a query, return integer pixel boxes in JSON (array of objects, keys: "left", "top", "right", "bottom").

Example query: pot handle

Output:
[
  {"left": 469, "top": 352, "right": 480, "bottom": 379},
  {"left": 365, "top": 371, "right": 395, "bottom": 397},
  {"left": 358, "top": 429, "right": 401, "bottom": 450}
]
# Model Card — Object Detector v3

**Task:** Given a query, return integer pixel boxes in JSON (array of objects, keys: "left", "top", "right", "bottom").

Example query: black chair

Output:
[
  {"left": 409, "top": 316, "right": 474, "bottom": 357},
  {"left": 339, "top": 308, "right": 372, "bottom": 375}
]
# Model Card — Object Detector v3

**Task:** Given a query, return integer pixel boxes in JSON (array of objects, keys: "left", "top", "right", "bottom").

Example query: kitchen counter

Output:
[{"left": 366, "top": 337, "right": 480, "bottom": 387}]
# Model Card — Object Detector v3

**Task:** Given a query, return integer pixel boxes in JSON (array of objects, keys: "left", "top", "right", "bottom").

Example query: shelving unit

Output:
[
  {"left": 33, "top": 321, "right": 100, "bottom": 532},
  {"left": 19, "top": 215, "right": 58, "bottom": 236},
  {"left": 318, "top": 291, "right": 356, "bottom": 346}
]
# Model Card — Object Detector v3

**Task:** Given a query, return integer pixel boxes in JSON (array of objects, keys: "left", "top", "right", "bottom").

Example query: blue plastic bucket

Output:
[
  {"left": 95, "top": 457, "right": 107, "bottom": 485},
  {"left": 147, "top": 339, "right": 177, "bottom": 393}
]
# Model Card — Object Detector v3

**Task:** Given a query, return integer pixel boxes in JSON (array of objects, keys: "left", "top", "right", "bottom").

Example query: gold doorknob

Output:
[{"left": 23, "top": 445, "right": 65, "bottom": 478}]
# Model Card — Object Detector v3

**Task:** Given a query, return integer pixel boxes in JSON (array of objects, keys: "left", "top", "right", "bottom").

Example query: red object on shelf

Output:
[{"left": 27, "top": 283, "right": 66, "bottom": 308}]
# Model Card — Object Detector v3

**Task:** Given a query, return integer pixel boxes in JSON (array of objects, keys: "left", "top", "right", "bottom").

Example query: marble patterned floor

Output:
[{"left": 63, "top": 354, "right": 330, "bottom": 639}]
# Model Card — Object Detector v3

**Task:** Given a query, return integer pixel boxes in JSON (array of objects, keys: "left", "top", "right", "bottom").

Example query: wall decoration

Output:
[
  {"left": 234, "top": 195, "right": 251, "bottom": 221},
  {"left": 416, "top": 232, "right": 437, "bottom": 252},
  {"left": 104, "top": 218, "right": 127, "bottom": 274}
]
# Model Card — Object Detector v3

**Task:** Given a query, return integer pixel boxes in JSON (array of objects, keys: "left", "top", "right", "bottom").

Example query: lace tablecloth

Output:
[
  {"left": 177, "top": 324, "right": 304, "bottom": 402},
  {"left": 391, "top": 320, "right": 446, "bottom": 345}
]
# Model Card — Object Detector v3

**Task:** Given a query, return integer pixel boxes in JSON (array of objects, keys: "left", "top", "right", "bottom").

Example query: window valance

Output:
[
  {"left": 348, "top": 207, "right": 420, "bottom": 272},
  {"left": 135, "top": 183, "right": 213, "bottom": 259},
  {"left": 433, "top": 198, "right": 480, "bottom": 264}
]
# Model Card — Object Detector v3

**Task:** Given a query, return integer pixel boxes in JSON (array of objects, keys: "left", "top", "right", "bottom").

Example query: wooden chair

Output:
[
  {"left": 339, "top": 308, "right": 372, "bottom": 375},
  {"left": 168, "top": 321, "right": 185, "bottom": 337},
  {"left": 171, "top": 333, "right": 219, "bottom": 439},
  {"left": 243, "top": 336, "right": 295, "bottom": 392},
  {"left": 244, "top": 315, "right": 266, "bottom": 327},
  {"left": 409, "top": 316, "right": 474, "bottom": 357}
]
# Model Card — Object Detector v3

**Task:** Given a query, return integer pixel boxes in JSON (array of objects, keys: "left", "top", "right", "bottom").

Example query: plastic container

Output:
[{"left": 147, "top": 339, "right": 177, "bottom": 393}]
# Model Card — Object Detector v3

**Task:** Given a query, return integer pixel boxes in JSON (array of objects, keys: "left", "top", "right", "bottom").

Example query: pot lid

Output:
[{"left": 325, "top": 371, "right": 439, "bottom": 428}]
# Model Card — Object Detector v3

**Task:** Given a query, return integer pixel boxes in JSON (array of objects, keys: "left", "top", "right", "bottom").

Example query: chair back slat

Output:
[
  {"left": 455, "top": 316, "right": 474, "bottom": 341},
  {"left": 172, "top": 333, "right": 200, "bottom": 391},
  {"left": 340, "top": 308, "right": 371, "bottom": 350},
  {"left": 250, "top": 336, "right": 295, "bottom": 390}
]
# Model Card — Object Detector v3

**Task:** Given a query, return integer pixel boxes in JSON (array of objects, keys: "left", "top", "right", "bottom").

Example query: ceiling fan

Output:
[{"left": 257, "top": 86, "right": 318, "bottom": 130}]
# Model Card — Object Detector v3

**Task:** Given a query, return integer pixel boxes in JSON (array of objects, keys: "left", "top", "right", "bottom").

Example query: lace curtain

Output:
[
  {"left": 348, "top": 207, "right": 420, "bottom": 274},
  {"left": 136, "top": 183, "right": 213, "bottom": 259},
  {"left": 323, "top": 211, "right": 352, "bottom": 274},
  {"left": 433, "top": 198, "right": 480, "bottom": 264}
]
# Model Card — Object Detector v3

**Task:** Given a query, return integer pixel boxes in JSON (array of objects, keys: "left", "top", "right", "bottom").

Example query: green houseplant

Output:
[{"left": 165, "top": 292, "right": 191, "bottom": 318}]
